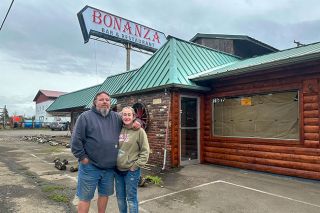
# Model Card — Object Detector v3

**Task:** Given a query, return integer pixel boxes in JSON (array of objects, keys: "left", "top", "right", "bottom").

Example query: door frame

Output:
[{"left": 179, "top": 95, "right": 200, "bottom": 166}]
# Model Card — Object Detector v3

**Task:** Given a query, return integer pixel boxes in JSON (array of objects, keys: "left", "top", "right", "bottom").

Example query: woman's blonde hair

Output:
[{"left": 120, "top": 106, "right": 136, "bottom": 117}]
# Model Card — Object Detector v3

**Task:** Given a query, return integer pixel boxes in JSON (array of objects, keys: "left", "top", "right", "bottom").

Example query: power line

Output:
[{"left": 0, "top": 0, "right": 15, "bottom": 31}]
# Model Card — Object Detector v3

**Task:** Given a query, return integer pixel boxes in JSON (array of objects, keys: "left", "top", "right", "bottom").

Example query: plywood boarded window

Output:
[{"left": 213, "top": 91, "right": 299, "bottom": 139}]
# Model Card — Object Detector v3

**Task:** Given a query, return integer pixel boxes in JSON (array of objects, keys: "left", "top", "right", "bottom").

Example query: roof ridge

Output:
[
  {"left": 39, "top": 89, "right": 67, "bottom": 93},
  {"left": 168, "top": 39, "right": 178, "bottom": 84},
  {"left": 189, "top": 33, "right": 278, "bottom": 51},
  {"left": 167, "top": 35, "right": 241, "bottom": 59},
  {"left": 105, "top": 69, "right": 138, "bottom": 78}
]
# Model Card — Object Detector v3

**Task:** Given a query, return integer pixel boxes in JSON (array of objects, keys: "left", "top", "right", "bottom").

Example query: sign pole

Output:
[{"left": 125, "top": 43, "right": 131, "bottom": 71}]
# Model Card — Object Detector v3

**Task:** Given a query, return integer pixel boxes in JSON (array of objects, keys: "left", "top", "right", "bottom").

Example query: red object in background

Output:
[
  {"left": 132, "top": 103, "right": 149, "bottom": 130},
  {"left": 12, "top": 116, "right": 22, "bottom": 122}
]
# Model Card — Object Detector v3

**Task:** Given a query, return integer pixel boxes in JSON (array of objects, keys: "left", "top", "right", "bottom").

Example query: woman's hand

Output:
[{"left": 129, "top": 167, "right": 136, "bottom": 171}]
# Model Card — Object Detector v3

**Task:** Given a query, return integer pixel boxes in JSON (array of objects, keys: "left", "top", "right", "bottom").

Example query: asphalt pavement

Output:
[{"left": 1, "top": 129, "right": 320, "bottom": 213}]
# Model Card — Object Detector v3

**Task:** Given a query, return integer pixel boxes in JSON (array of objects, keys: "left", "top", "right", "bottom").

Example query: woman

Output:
[{"left": 115, "top": 106, "right": 150, "bottom": 213}]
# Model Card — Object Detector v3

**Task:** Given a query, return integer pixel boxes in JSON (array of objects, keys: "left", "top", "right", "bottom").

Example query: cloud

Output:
[{"left": 1, "top": 0, "right": 320, "bottom": 117}]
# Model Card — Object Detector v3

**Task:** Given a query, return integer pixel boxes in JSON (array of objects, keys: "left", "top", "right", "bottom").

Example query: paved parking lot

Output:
[
  {"left": 138, "top": 164, "right": 320, "bottom": 213},
  {"left": 1, "top": 129, "right": 320, "bottom": 213}
]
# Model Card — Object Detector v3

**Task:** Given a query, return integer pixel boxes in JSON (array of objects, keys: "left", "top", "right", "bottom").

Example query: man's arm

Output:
[
  {"left": 132, "top": 118, "right": 142, "bottom": 129},
  {"left": 71, "top": 114, "right": 88, "bottom": 161}
]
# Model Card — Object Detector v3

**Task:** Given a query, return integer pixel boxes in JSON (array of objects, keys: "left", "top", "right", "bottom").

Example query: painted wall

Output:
[{"left": 35, "top": 100, "right": 70, "bottom": 124}]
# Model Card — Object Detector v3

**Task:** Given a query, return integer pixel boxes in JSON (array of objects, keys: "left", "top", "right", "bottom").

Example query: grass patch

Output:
[
  {"left": 48, "top": 194, "right": 69, "bottom": 203},
  {"left": 25, "top": 171, "right": 36, "bottom": 177},
  {"left": 42, "top": 185, "right": 65, "bottom": 192},
  {"left": 44, "top": 146, "right": 63, "bottom": 153},
  {"left": 145, "top": 175, "right": 162, "bottom": 185},
  {"left": 17, "top": 167, "right": 28, "bottom": 170}
]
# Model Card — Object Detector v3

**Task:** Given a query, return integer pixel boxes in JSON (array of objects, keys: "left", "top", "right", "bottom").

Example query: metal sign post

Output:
[{"left": 125, "top": 43, "right": 131, "bottom": 71}]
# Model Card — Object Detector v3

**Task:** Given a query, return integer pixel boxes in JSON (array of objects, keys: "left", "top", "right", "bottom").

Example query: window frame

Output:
[{"left": 211, "top": 90, "right": 300, "bottom": 141}]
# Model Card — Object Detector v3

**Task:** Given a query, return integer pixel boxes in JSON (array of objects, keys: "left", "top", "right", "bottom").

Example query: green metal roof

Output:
[
  {"left": 47, "top": 84, "right": 101, "bottom": 112},
  {"left": 85, "top": 69, "right": 138, "bottom": 108},
  {"left": 113, "top": 36, "right": 239, "bottom": 96},
  {"left": 190, "top": 41, "right": 320, "bottom": 81},
  {"left": 47, "top": 69, "right": 138, "bottom": 112}
]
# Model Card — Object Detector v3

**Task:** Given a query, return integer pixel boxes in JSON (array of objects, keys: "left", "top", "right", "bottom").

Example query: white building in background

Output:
[{"left": 33, "top": 90, "right": 70, "bottom": 125}]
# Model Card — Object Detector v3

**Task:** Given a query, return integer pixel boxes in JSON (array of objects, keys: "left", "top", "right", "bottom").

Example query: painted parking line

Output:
[
  {"left": 219, "top": 180, "right": 320, "bottom": 208},
  {"left": 30, "top": 153, "right": 51, "bottom": 164},
  {"left": 139, "top": 180, "right": 320, "bottom": 209},
  {"left": 139, "top": 206, "right": 150, "bottom": 213},
  {"left": 63, "top": 174, "right": 77, "bottom": 182},
  {"left": 30, "top": 153, "right": 78, "bottom": 182},
  {"left": 139, "top": 180, "right": 221, "bottom": 204}
]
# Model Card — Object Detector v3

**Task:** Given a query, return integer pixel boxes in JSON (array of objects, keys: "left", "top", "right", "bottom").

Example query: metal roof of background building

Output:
[
  {"left": 190, "top": 33, "right": 278, "bottom": 52},
  {"left": 114, "top": 36, "right": 239, "bottom": 96},
  {"left": 33, "top": 89, "right": 67, "bottom": 102},
  {"left": 189, "top": 41, "right": 320, "bottom": 81},
  {"left": 46, "top": 84, "right": 101, "bottom": 112}
]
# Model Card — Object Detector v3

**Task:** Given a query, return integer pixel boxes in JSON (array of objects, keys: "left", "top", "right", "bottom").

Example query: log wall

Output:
[{"left": 203, "top": 65, "right": 320, "bottom": 180}]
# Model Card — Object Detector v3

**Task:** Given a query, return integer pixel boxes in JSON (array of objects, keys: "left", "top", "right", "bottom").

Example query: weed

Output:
[
  {"left": 17, "top": 167, "right": 27, "bottom": 170},
  {"left": 45, "top": 146, "right": 63, "bottom": 153},
  {"left": 42, "top": 185, "right": 65, "bottom": 192},
  {"left": 145, "top": 175, "right": 162, "bottom": 185},
  {"left": 48, "top": 194, "right": 69, "bottom": 203},
  {"left": 25, "top": 171, "right": 36, "bottom": 177}
]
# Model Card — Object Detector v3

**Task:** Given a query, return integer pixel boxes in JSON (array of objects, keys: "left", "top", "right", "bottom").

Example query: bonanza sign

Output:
[{"left": 77, "top": 6, "right": 167, "bottom": 52}]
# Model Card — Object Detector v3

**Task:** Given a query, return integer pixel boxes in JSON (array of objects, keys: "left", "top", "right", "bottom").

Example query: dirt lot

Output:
[{"left": 0, "top": 129, "right": 77, "bottom": 213}]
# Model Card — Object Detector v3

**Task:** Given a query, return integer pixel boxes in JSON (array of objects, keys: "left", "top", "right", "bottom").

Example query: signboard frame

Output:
[{"left": 77, "top": 5, "right": 167, "bottom": 52}]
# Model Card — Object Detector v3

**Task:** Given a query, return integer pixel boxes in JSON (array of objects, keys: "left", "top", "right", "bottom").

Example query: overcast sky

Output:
[{"left": 1, "top": 0, "right": 320, "bottom": 117}]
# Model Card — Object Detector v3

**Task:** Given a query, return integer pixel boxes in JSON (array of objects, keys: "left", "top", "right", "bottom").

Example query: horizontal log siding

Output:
[
  {"left": 302, "top": 79, "right": 320, "bottom": 148},
  {"left": 203, "top": 66, "right": 320, "bottom": 180}
]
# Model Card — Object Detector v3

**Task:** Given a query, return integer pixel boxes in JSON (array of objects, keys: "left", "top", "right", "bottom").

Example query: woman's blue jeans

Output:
[{"left": 115, "top": 168, "right": 141, "bottom": 213}]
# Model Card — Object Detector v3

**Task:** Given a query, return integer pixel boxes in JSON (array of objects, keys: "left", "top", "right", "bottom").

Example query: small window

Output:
[{"left": 212, "top": 91, "right": 299, "bottom": 140}]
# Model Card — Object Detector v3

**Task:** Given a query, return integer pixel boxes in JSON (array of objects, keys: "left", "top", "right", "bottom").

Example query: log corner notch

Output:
[{"left": 302, "top": 79, "right": 320, "bottom": 148}]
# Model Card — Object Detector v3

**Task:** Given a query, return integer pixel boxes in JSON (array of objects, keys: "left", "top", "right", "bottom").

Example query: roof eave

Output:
[
  {"left": 112, "top": 83, "right": 210, "bottom": 98},
  {"left": 47, "top": 105, "right": 87, "bottom": 113},
  {"left": 191, "top": 52, "right": 320, "bottom": 81}
]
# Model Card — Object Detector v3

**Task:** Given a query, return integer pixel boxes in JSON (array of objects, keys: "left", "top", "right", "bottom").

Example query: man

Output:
[{"left": 71, "top": 91, "right": 140, "bottom": 213}]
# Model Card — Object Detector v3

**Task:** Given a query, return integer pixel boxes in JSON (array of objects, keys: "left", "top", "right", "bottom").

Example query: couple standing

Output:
[{"left": 71, "top": 91, "right": 150, "bottom": 213}]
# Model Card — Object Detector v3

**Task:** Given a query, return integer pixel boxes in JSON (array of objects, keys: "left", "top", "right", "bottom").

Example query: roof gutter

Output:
[
  {"left": 46, "top": 105, "right": 87, "bottom": 113},
  {"left": 191, "top": 51, "right": 320, "bottom": 81},
  {"left": 112, "top": 83, "right": 210, "bottom": 98}
]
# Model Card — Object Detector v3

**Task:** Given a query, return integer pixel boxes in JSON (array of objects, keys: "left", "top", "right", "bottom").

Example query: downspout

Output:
[{"left": 162, "top": 88, "right": 171, "bottom": 171}]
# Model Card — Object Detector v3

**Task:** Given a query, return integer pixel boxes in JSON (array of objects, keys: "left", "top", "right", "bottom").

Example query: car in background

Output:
[{"left": 50, "top": 121, "right": 69, "bottom": 131}]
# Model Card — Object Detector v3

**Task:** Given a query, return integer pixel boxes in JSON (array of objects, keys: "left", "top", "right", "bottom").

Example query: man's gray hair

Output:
[{"left": 93, "top": 91, "right": 110, "bottom": 106}]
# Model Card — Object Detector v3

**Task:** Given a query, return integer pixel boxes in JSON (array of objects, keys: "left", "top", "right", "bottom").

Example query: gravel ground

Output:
[{"left": 0, "top": 129, "right": 77, "bottom": 213}]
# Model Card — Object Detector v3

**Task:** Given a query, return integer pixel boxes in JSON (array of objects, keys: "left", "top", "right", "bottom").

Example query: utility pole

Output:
[
  {"left": 4, "top": 105, "right": 7, "bottom": 128},
  {"left": 125, "top": 43, "right": 131, "bottom": 71},
  {"left": 0, "top": 106, "right": 6, "bottom": 129}
]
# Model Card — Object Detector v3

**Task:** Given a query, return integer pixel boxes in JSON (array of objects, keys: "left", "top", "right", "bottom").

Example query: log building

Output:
[{"left": 47, "top": 34, "right": 320, "bottom": 180}]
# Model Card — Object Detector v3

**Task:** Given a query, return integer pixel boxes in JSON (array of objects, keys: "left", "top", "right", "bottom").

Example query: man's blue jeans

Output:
[{"left": 115, "top": 168, "right": 141, "bottom": 213}]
